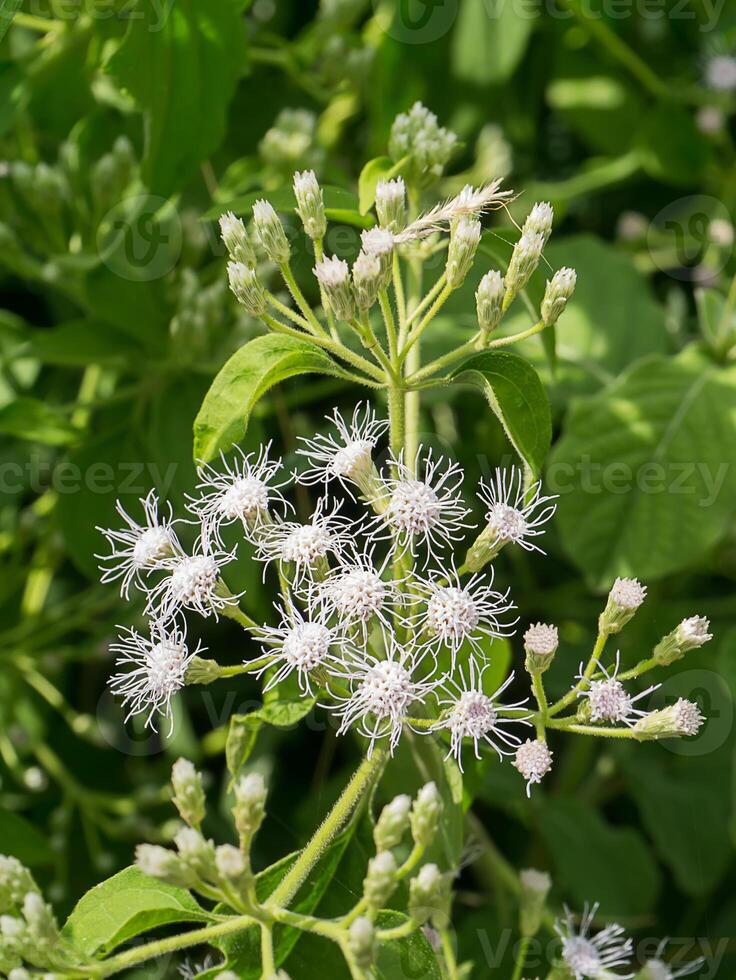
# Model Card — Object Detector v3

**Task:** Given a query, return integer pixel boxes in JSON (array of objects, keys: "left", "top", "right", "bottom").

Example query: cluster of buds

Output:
[
  {"left": 388, "top": 101, "right": 458, "bottom": 186},
  {"left": 259, "top": 107, "right": 323, "bottom": 174}
]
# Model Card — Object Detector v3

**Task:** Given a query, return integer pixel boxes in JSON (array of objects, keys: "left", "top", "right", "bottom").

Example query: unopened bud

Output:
[
  {"left": 135, "top": 844, "right": 195, "bottom": 888},
  {"left": 352, "top": 251, "right": 382, "bottom": 311},
  {"left": 220, "top": 212, "right": 256, "bottom": 267},
  {"left": 513, "top": 739, "right": 553, "bottom": 796},
  {"left": 215, "top": 973, "right": 240, "bottom": 980},
  {"left": 234, "top": 773, "right": 267, "bottom": 842},
  {"left": 506, "top": 231, "right": 544, "bottom": 295},
  {"left": 410, "top": 782, "right": 442, "bottom": 848},
  {"left": 363, "top": 851, "right": 397, "bottom": 909},
  {"left": 175, "top": 828, "right": 217, "bottom": 881},
  {"left": 519, "top": 868, "right": 551, "bottom": 937},
  {"left": 524, "top": 623, "right": 559, "bottom": 675},
  {"left": 653, "top": 616, "right": 713, "bottom": 666},
  {"left": 522, "top": 202, "right": 554, "bottom": 245},
  {"left": 8, "top": 968, "right": 32, "bottom": 980},
  {"left": 375, "top": 177, "right": 406, "bottom": 233},
  {"left": 476, "top": 270, "right": 505, "bottom": 335},
  {"left": 252, "top": 199, "right": 290, "bottom": 264},
  {"left": 215, "top": 844, "right": 249, "bottom": 884},
  {"left": 227, "top": 262, "right": 267, "bottom": 317},
  {"left": 374, "top": 794, "right": 411, "bottom": 851},
  {"left": 388, "top": 102, "right": 457, "bottom": 186},
  {"left": 446, "top": 217, "right": 481, "bottom": 288},
  {"left": 171, "top": 758, "right": 206, "bottom": 828},
  {"left": 0, "top": 857, "right": 37, "bottom": 913},
  {"left": 294, "top": 170, "right": 326, "bottom": 240},
  {"left": 314, "top": 256, "right": 354, "bottom": 321},
  {"left": 408, "top": 864, "right": 443, "bottom": 925},
  {"left": 541, "top": 267, "right": 576, "bottom": 326},
  {"left": 348, "top": 917, "right": 375, "bottom": 970},
  {"left": 599, "top": 577, "right": 647, "bottom": 636},
  {"left": 633, "top": 698, "right": 704, "bottom": 740},
  {"left": 360, "top": 227, "right": 394, "bottom": 285}
]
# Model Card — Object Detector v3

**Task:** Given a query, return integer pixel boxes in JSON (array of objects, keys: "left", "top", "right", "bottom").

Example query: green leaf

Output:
[
  {"left": 29, "top": 320, "right": 140, "bottom": 367},
  {"left": 0, "top": 810, "right": 54, "bottom": 866},
  {"left": 204, "top": 185, "right": 365, "bottom": 225},
  {"left": 0, "top": 0, "right": 22, "bottom": 44},
  {"left": 357, "top": 155, "right": 408, "bottom": 215},
  {"left": 106, "top": 0, "right": 244, "bottom": 197},
  {"left": 193, "top": 335, "right": 350, "bottom": 461},
  {"left": 0, "top": 397, "right": 78, "bottom": 446},
  {"left": 636, "top": 105, "right": 711, "bottom": 186},
  {"left": 374, "top": 911, "right": 443, "bottom": 979},
  {"left": 226, "top": 697, "right": 316, "bottom": 777},
  {"left": 450, "top": 350, "right": 551, "bottom": 477},
  {"left": 538, "top": 798, "right": 661, "bottom": 916},
  {"left": 451, "top": 0, "right": 534, "bottom": 85},
  {"left": 62, "top": 867, "right": 209, "bottom": 957},
  {"left": 549, "top": 349, "right": 736, "bottom": 586}
]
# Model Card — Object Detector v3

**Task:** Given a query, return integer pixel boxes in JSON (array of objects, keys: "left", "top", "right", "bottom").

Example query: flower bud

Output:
[
  {"left": 410, "top": 782, "right": 442, "bottom": 849},
  {"left": 348, "top": 917, "right": 375, "bottom": 970},
  {"left": 408, "top": 864, "right": 443, "bottom": 925},
  {"left": 233, "top": 772, "right": 267, "bottom": 843},
  {"left": 599, "top": 578, "right": 646, "bottom": 636},
  {"left": 175, "top": 827, "right": 217, "bottom": 881},
  {"left": 633, "top": 698, "right": 704, "bottom": 740},
  {"left": 541, "top": 267, "right": 576, "bottom": 326},
  {"left": 374, "top": 794, "right": 411, "bottom": 851},
  {"left": 293, "top": 170, "right": 326, "bottom": 240},
  {"left": 519, "top": 868, "right": 551, "bottom": 937},
  {"left": 0, "top": 858, "right": 37, "bottom": 914},
  {"left": 476, "top": 270, "right": 505, "bottom": 335},
  {"left": 505, "top": 231, "right": 544, "bottom": 295},
  {"left": 0, "top": 915, "right": 28, "bottom": 957},
  {"left": 375, "top": 177, "right": 406, "bottom": 233},
  {"left": 352, "top": 251, "right": 382, "bottom": 312},
  {"left": 446, "top": 217, "right": 481, "bottom": 289},
  {"left": 219, "top": 211, "right": 256, "bottom": 267},
  {"left": 171, "top": 758, "right": 206, "bottom": 828},
  {"left": 362, "top": 851, "right": 397, "bottom": 910},
  {"left": 8, "top": 968, "right": 32, "bottom": 980},
  {"left": 135, "top": 844, "right": 195, "bottom": 889},
  {"left": 215, "top": 973, "right": 241, "bottom": 980},
  {"left": 524, "top": 623, "right": 559, "bottom": 675},
  {"left": 360, "top": 227, "right": 394, "bottom": 286},
  {"left": 388, "top": 102, "right": 457, "bottom": 186},
  {"left": 513, "top": 739, "right": 553, "bottom": 795},
  {"left": 314, "top": 256, "right": 354, "bottom": 321},
  {"left": 252, "top": 199, "right": 290, "bottom": 264},
  {"left": 215, "top": 844, "right": 249, "bottom": 887},
  {"left": 653, "top": 616, "right": 713, "bottom": 666},
  {"left": 522, "top": 202, "right": 554, "bottom": 245},
  {"left": 227, "top": 262, "right": 267, "bottom": 317}
]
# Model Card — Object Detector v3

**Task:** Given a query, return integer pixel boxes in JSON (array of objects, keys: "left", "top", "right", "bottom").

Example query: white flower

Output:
[
  {"left": 477, "top": 468, "right": 557, "bottom": 554},
  {"left": 413, "top": 564, "right": 517, "bottom": 665},
  {"left": 109, "top": 622, "right": 202, "bottom": 731},
  {"left": 705, "top": 54, "right": 736, "bottom": 92},
  {"left": 638, "top": 940, "right": 705, "bottom": 980},
  {"left": 96, "top": 490, "right": 183, "bottom": 599},
  {"left": 255, "top": 496, "right": 354, "bottom": 583},
  {"left": 433, "top": 665, "right": 530, "bottom": 771},
  {"left": 579, "top": 653, "right": 659, "bottom": 727},
  {"left": 252, "top": 601, "right": 345, "bottom": 694},
  {"left": 555, "top": 904, "right": 633, "bottom": 979},
  {"left": 369, "top": 448, "right": 475, "bottom": 567},
  {"left": 677, "top": 616, "right": 712, "bottom": 648},
  {"left": 295, "top": 403, "right": 388, "bottom": 498},
  {"left": 609, "top": 577, "right": 647, "bottom": 611},
  {"left": 145, "top": 534, "right": 240, "bottom": 622},
  {"left": 187, "top": 442, "right": 290, "bottom": 544},
  {"left": 513, "top": 739, "right": 553, "bottom": 795},
  {"left": 524, "top": 623, "right": 559, "bottom": 657},
  {"left": 328, "top": 631, "right": 438, "bottom": 754},
  {"left": 309, "top": 549, "right": 405, "bottom": 635}
]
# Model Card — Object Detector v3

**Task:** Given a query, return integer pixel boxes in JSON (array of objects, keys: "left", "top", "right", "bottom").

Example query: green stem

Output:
[
  {"left": 377, "top": 919, "right": 418, "bottom": 941},
  {"left": 546, "top": 721, "right": 641, "bottom": 739},
  {"left": 279, "top": 261, "right": 328, "bottom": 336},
  {"left": 439, "top": 926, "right": 459, "bottom": 980},
  {"left": 261, "top": 922, "right": 276, "bottom": 975},
  {"left": 617, "top": 656, "right": 659, "bottom": 681},
  {"left": 265, "top": 746, "right": 388, "bottom": 908},
  {"left": 511, "top": 935, "right": 531, "bottom": 980},
  {"left": 393, "top": 252, "right": 407, "bottom": 329},
  {"left": 400, "top": 282, "right": 453, "bottom": 362},
  {"left": 400, "top": 272, "right": 447, "bottom": 339},
  {"left": 219, "top": 600, "right": 260, "bottom": 632},
  {"left": 548, "top": 632, "right": 608, "bottom": 717},
  {"left": 531, "top": 672, "right": 548, "bottom": 741},
  {"left": 379, "top": 289, "right": 399, "bottom": 362}
]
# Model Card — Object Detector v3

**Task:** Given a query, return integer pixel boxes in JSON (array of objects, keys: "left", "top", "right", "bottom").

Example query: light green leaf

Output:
[
  {"left": 106, "top": 0, "right": 243, "bottom": 197},
  {"left": 0, "top": 397, "right": 78, "bottom": 446},
  {"left": 226, "top": 697, "right": 316, "bottom": 777},
  {"left": 550, "top": 349, "right": 736, "bottom": 586},
  {"left": 0, "top": 0, "right": 22, "bottom": 44},
  {"left": 538, "top": 798, "right": 661, "bottom": 916},
  {"left": 0, "top": 810, "right": 54, "bottom": 866},
  {"left": 62, "top": 867, "right": 209, "bottom": 957},
  {"left": 193, "top": 335, "right": 350, "bottom": 462},
  {"left": 451, "top": 0, "right": 535, "bottom": 85},
  {"left": 357, "top": 155, "right": 408, "bottom": 215},
  {"left": 450, "top": 350, "right": 551, "bottom": 477}
]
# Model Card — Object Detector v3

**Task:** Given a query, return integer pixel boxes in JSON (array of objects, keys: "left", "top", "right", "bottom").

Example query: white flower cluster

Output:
[{"left": 97, "top": 402, "right": 559, "bottom": 786}]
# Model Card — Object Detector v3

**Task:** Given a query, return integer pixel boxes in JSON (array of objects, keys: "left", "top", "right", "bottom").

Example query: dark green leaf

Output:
[
  {"left": 29, "top": 320, "right": 139, "bottom": 366},
  {"left": 0, "top": 397, "right": 77, "bottom": 446},
  {"left": 226, "top": 698, "right": 315, "bottom": 777},
  {"left": 0, "top": 810, "right": 54, "bottom": 866},
  {"left": 0, "top": 0, "right": 22, "bottom": 43},
  {"left": 357, "top": 156, "right": 408, "bottom": 215}
]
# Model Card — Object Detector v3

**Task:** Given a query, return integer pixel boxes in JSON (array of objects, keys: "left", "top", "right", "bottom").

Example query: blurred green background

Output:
[{"left": 0, "top": 0, "right": 735, "bottom": 975}]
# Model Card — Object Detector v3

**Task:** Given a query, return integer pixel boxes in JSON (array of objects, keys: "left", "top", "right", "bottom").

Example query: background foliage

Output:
[{"left": 1, "top": 0, "right": 735, "bottom": 975}]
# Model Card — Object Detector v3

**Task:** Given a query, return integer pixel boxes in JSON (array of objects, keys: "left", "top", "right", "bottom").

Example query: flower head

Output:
[
  {"left": 145, "top": 535, "right": 240, "bottom": 622},
  {"left": 579, "top": 653, "right": 659, "bottom": 727},
  {"left": 96, "top": 490, "right": 183, "bottom": 599},
  {"left": 555, "top": 904, "right": 633, "bottom": 979},
  {"left": 705, "top": 53, "right": 736, "bottom": 92},
  {"left": 434, "top": 664, "right": 530, "bottom": 771},
  {"left": 309, "top": 549, "right": 404, "bottom": 635},
  {"left": 255, "top": 497, "right": 354, "bottom": 583},
  {"left": 369, "top": 448, "right": 475, "bottom": 568},
  {"left": 295, "top": 403, "right": 388, "bottom": 499},
  {"left": 513, "top": 739, "right": 553, "bottom": 795},
  {"left": 477, "top": 468, "right": 557, "bottom": 554},
  {"left": 252, "top": 601, "right": 344, "bottom": 694},
  {"left": 638, "top": 940, "right": 705, "bottom": 980},
  {"left": 109, "top": 622, "right": 202, "bottom": 731},
  {"left": 187, "top": 442, "right": 290, "bottom": 544}
]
